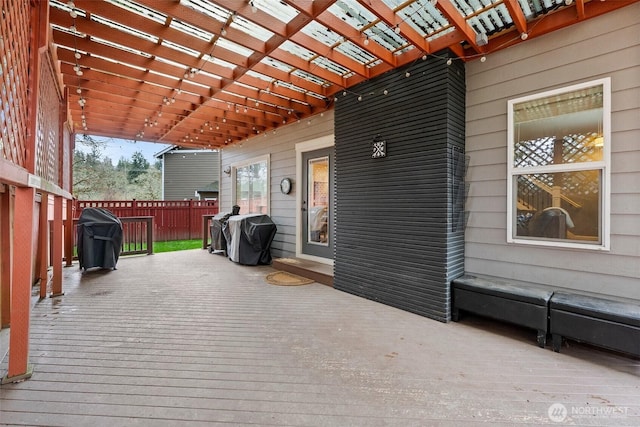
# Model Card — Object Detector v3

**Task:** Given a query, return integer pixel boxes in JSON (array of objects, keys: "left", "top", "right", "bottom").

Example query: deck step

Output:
[{"left": 272, "top": 257, "right": 333, "bottom": 287}]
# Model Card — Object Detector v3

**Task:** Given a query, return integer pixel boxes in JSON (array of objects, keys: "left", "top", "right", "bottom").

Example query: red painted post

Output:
[
  {"left": 51, "top": 196, "right": 64, "bottom": 297},
  {"left": 5, "top": 186, "right": 35, "bottom": 382},
  {"left": 64, "top": 199, "right": 74, "bottom": 266},
  {"left": 0, "top": 187, "right": 12, "bottom": 328},
  {"left": 37, "top": 193, "right": 49, "bottom": 299}
]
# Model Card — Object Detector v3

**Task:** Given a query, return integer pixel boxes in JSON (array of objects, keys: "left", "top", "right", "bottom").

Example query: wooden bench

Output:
[
  {"left": 452, "top": 275, "right": 553, "bottom": 348},
  {"left": 550, "top": 292, "right": 640, "bottom": 357}
]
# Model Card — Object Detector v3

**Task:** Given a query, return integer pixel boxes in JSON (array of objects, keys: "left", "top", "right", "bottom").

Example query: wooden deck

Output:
[{"left": 1, "top": 249, "right": 639, "bottom": 426}]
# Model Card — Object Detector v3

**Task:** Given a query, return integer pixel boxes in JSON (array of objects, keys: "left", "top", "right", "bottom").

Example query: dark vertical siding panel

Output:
[{"left": 334, "top": 52, "right": 465, "bottom": 322}]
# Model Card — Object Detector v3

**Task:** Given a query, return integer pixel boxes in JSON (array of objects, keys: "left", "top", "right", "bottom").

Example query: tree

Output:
[
  {"left": 131, "top": 167, "right": 161, "bottom": 199},
  {"left": 73, "top": 135, "right": 114, "bottom": 199},
  {"left": 128, "top": 151, "right": 150, "bottom": 183},
  {"left": 73, "top": 137, "right": 162, "bottom": 200}
]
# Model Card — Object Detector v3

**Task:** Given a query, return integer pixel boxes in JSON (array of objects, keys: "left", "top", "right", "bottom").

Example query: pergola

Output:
[{"left": 50, "top": 0, "right": 632, "bottom": 148}]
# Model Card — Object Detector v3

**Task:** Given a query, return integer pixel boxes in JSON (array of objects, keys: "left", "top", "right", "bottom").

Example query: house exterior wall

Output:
[
  {"left": 162, "top": 150, "right": 220, "bottom": 200},
  {"left": 465, "top": 3, "right": 640, "bottom": 299},
  {"left": 220, "top": 111, "right": 334, "bottom": 259}
]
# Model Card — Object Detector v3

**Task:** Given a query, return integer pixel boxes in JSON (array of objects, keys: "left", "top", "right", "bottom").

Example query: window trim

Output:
[
  {"left": 506, "top": 78, "right": 611, "bottom": 251},
  {"left": 231, "top": 154, "right": 270, "bottom": 216}
]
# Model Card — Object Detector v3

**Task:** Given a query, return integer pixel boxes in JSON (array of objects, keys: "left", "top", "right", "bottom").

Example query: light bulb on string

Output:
[
  {"left": 480, "top": 56, "right": 487, "bottom": 62},
  {"left": 446, "top": 58, "right": 453, "bottom": 66}
]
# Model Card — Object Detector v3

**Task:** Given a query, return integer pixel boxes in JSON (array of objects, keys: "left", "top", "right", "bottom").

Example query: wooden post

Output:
[
  {"left": 51, "top": 195, "right": 64, "bottom": 296},
  {"left": 37, "top": 193, "right": 49, "bottom": 299},
  {"left": 4, "top": 187, "right": 36, "bottom": 383},
  {"left": 0, "top": 186, "right": 13, "bottom": 329},
  {"left": 147, "top": 217, "right": 154, "bottom": 255},
  {"left": 64, "top": 199, "right": 74, "bottom": 266}
]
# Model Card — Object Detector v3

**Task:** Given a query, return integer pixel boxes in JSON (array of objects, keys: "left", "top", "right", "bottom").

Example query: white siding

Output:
[
  {"left": 465, "top": 4, "right": 640, "bottom": 298},
  {"left": 220, "top": 111, "right": 334, "bottom": 258}
]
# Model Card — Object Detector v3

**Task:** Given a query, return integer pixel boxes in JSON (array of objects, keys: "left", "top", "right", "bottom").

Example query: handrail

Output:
[
  {"left": 525, "top": 177, "right": 582, "bottom": 208},
  {"left": 72, "top": 216, "right": 154, "bottom": 258},
  {"left": 120, "top": 216, "right": 154, "bottom": 256}
]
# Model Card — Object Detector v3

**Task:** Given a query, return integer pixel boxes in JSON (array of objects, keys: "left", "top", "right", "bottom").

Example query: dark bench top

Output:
[
  {"left": 452, "top": 275, "right": 554, "bottom": 305},
  {"left": 550, "top": 292, "right": 640, "bottom": 327}
]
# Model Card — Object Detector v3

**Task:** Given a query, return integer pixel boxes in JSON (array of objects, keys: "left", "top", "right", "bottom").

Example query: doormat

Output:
[{"left": 266, "top": 271, "right": 315, "bottom": 286}]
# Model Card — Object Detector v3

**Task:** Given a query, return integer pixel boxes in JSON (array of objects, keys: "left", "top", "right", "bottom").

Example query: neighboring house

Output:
[
  {"left": 154, "top": 146, "right": 220, "bottom": 201},
  {"left": 220, "top": 5, "right": 640, "bottom": 320}
]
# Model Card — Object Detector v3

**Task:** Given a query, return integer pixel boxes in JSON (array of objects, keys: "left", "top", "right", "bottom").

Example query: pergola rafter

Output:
[{"left": 48, "top": 0, "right": 634, "bottom": 148}]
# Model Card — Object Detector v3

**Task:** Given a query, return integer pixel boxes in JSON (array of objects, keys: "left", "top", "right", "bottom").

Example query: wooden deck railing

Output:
[
  {"left": 75, "top": 199, "right": 219, "bottom": 242},
  {"left": 73, "top": 216, "right": 154, "bottom": 258},
  {"left": 120, "top": 216, "right": 154, "bottom": 256}
]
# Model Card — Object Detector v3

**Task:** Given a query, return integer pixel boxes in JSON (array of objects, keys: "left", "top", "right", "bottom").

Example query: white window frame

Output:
[
  {"left": 231, "top": 154, "right": 270, "bottom": 216},
  {"left": 506, "top": 78, "right": 611, "bottom": 251}
]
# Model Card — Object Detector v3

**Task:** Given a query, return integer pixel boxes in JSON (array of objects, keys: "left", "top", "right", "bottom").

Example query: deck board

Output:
[{"left": 1, "top": 249, "right": 639, "bottom": 426}]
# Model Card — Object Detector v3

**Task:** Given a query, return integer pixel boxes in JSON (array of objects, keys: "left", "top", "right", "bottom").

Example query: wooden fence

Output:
[{"left": 75, "top": 200, "right": 219, "bottom": 242}]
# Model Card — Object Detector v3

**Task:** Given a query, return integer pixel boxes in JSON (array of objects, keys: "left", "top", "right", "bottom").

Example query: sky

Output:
[{"left": 75, "top": 136, "right": 172, "bottom": 164}]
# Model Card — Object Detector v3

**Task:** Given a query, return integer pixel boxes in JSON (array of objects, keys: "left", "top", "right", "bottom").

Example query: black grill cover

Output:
[
  {"left": 223, "top": 214, "right": 277, "bottom": 265},
  {"left": 209, "top": 212, "right": 229, "bottom": 253},
  {"left": 77, "top": 208, "right": 123, "bottom": 270}
]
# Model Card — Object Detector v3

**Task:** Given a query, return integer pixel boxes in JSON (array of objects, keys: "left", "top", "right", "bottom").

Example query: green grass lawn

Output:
[{"left": 153, "top": 239, "right": 203, "bottom": 253}]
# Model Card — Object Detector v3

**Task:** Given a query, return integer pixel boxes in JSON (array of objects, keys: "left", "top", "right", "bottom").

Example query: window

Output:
[
  {"left": 232, "top": 154, "right": 269, "bottom": 215},
  {"left": 507, "top": 78, "right": 610, "bottom": 250}
]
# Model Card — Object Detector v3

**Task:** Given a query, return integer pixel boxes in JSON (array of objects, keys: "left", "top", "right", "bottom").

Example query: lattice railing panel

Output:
[
  {"left": 0, "top": 0, "right": 30, "bottom": 168},
  {"left": 62, "top": 123, "right": 71, "bottom": 191},
  {"left": 35, "top": 52, "right": 61, "bottom": 184}
]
